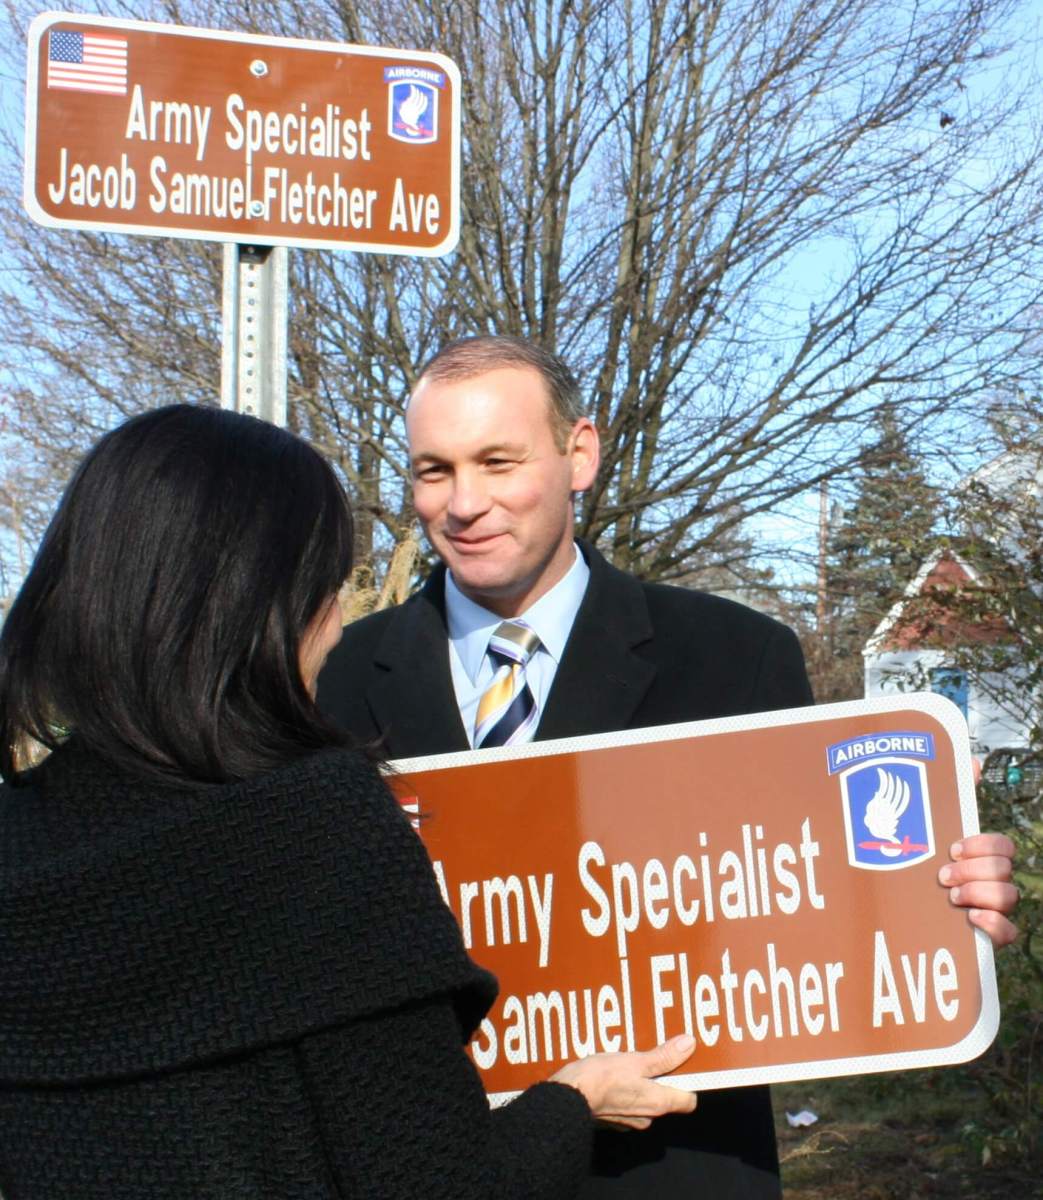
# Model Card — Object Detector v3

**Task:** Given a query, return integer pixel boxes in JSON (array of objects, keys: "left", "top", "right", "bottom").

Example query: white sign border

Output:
[{"left": 391, "top": 692, "right": 999, "bottom": 1102}]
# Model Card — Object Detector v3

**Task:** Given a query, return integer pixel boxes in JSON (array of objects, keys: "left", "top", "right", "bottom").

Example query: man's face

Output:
[{"left": 406, "top": 366, "right": 599, "bottom": 617}]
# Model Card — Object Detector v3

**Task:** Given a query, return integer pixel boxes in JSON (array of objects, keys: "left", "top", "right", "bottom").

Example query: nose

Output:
[{"left": 446, "top": 469, "right": 492, "bottom": 524}]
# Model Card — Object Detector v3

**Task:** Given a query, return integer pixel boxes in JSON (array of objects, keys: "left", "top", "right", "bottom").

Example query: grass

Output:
[{"left": 775, "top": 1065, "right": 1043, "bottom": 1198}]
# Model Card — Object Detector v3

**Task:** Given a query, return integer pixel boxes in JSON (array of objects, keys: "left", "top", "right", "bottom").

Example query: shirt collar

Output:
[{"left": 445, "top": 544, "right": 590, "bottom": 684}]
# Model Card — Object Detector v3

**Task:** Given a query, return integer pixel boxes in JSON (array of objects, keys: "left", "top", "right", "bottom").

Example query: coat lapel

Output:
[
  {"left": 365, "top": 544, "right": 656, "bottom": 752},
  {"left": 537, "top": 541, "right": 657, "bottom": 740},
  {"left": 366, "top": 568, "right": 471, "bottom": 758}
]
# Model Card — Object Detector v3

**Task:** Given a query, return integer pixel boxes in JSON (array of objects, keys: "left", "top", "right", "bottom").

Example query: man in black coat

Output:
[{"left": 319, "top": 335, "right": 1019, "bottom": 1198}]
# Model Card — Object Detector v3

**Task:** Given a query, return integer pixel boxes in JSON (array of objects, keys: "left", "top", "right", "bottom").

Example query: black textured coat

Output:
[
  {"left": 0, "top": 743, "right": 591, "bottom": 1198},
  {"left": 318, "top": 540, "right": 815, "bottom": 1200}
]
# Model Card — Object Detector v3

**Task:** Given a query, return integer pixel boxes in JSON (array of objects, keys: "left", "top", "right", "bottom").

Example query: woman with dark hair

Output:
[{"left": 0, "top": 405, "right": 694, "bottom": 1199}]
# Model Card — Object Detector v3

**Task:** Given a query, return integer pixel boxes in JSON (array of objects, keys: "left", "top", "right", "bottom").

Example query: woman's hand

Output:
[{"left": 550, "top": 1034, "right": 697, "bottom": 1130}]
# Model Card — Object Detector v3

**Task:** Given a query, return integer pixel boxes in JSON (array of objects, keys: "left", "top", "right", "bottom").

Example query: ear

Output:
[{"left": 568, "top": 418, "right": 600, "bottom": 493}]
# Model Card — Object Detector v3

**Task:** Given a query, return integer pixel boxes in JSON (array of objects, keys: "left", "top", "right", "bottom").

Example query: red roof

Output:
[{"left": 879, "top": 551, "right": 1013, "bottom": 650}]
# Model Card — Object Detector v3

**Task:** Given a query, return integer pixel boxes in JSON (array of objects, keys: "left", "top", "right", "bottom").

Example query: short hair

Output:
[
  {"left": 0, "top": 405, "right": 354, "bottom": 785},
  {"left": 414, "top": 335, "right": 586, "bottom": 449}
]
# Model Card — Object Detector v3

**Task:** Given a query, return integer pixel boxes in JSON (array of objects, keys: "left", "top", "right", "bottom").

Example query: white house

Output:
[{"left": 862, "top": 547, "right": 1034, "bottom": 757}]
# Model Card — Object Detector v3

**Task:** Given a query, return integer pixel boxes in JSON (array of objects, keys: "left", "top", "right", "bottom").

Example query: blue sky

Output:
[{"left": 3, "top": 3, "right": 1043, "bottom": 601}]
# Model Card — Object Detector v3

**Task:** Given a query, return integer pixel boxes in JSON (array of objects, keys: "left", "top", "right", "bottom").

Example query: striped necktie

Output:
[{"left": 474, "top": 621, "right": 542, "bottom": 749}]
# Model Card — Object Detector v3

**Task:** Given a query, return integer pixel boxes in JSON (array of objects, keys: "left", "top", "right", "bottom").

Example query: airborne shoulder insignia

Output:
[
  {"left": 384, "top": 65, "right": 443, "bottom": 144},
  {"left": 827, "top": 732, "right": 936, "bottom": 870}
]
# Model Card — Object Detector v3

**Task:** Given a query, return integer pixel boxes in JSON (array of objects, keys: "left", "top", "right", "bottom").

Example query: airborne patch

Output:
[
  {"left": 828, "top": 733, "right": 936, "bottom": 871},
  {"left": 384, "top": 65, "right": 443, "bottom": 144}
]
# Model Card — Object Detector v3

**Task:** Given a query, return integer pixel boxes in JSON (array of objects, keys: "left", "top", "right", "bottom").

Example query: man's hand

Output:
[{"left": 939, "top": 832, "right": 1018, "bottom": 948}]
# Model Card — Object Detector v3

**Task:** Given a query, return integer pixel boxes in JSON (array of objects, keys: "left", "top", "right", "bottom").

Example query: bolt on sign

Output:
[
  {"left": 24, "top": 13, "right": 460, "bottom": 254},
  {"left": 389, "top": 694, "right": 998, "bottom": 1102}
]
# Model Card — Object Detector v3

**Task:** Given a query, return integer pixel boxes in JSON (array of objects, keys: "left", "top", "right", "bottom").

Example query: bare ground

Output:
[{"left": 774, "top": 1074, "right": 1043, "bottom": 1199}]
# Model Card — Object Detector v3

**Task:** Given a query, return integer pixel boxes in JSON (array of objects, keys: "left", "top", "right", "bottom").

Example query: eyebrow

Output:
[{"left": 410, "top": 442, "right": 528, "bottom": 467}]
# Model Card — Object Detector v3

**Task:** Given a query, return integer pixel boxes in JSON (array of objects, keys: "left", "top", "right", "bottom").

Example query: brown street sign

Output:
[
  {"left": 389, "top": 694, "right": 998, "bottom": 1102},
  {"left": 24, "top": 13, "right": 460, "bottom": 254}
]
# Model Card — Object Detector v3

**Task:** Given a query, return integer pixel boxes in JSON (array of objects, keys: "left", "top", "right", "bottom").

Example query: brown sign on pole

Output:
[
  {"left": 389, "top": 694, "right": 998, "bottom": 1102},
  {"left": 24, "top": 13, "right": 460, "bottom": 255}
]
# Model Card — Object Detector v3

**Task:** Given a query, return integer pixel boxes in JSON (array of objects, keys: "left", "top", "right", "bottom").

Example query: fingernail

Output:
[
  {"left": 674, "top": 1034, "right": 695, "bottom": 1054},
  {"left": 950, "top": 886, "right": 961, "bottom": 904},
  {"left": 939, "top": 866, "right": 953, "bottom": 885},
  {"left": 950, "top": 841, "right": 964, "bottom": 859}
]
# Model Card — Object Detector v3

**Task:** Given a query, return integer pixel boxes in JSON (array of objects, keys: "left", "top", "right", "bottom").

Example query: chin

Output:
[
  {"left": 452, "top": 565, "right": 511, "bottom": 595},
  {"left": 449, "top": 559, "right": 524, "bottom": 599}
]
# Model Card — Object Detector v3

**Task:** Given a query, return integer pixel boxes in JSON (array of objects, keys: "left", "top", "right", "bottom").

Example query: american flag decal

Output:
[{"left": 47, "top": 30, "right": 128, "bottom": 96}]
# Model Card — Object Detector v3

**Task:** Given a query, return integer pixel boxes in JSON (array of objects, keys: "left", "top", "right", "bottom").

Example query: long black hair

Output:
[{"left": 0, "top": 404, "right": 354, "bottom": 784}]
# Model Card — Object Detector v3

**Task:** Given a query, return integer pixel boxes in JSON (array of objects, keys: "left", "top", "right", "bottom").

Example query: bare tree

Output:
[{"left": 3, "top": 0, "right": 1043, "bottom": 597}]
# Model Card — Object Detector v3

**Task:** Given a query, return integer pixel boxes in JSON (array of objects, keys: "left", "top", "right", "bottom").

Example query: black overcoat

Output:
[{"left": 0, "top": 744, "right": 591, "bottom": 1198}]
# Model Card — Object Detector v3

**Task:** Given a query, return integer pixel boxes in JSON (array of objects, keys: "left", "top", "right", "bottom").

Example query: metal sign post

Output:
[
  {"left": 24, "top": 13, "right": 461, "bottom": 425},
  {"left": 220, "top": 244, "right": 288, "bottom": 426}
]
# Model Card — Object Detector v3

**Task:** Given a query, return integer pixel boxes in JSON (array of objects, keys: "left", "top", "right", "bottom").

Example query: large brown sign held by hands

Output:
[
  {"left": 389, "top": 695, "right": 998, "bottom": 1101},
  {"left": 25, "top": 13, "right": 459, "bottom": 254}
]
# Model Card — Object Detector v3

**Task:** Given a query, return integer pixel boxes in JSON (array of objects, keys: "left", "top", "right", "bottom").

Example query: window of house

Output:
[{"left": 930, "top": 667, "right": 968, "bottom": 717}]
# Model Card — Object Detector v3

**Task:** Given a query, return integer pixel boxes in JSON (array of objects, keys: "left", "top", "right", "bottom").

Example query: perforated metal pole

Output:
[{"left": 220, "top": 243, "right": 288, "bottom": 427}]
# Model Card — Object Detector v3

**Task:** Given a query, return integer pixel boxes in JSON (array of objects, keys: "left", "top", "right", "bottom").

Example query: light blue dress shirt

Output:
[{"left": 445, "top": 544, "right": 590, "bottom": 747}]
